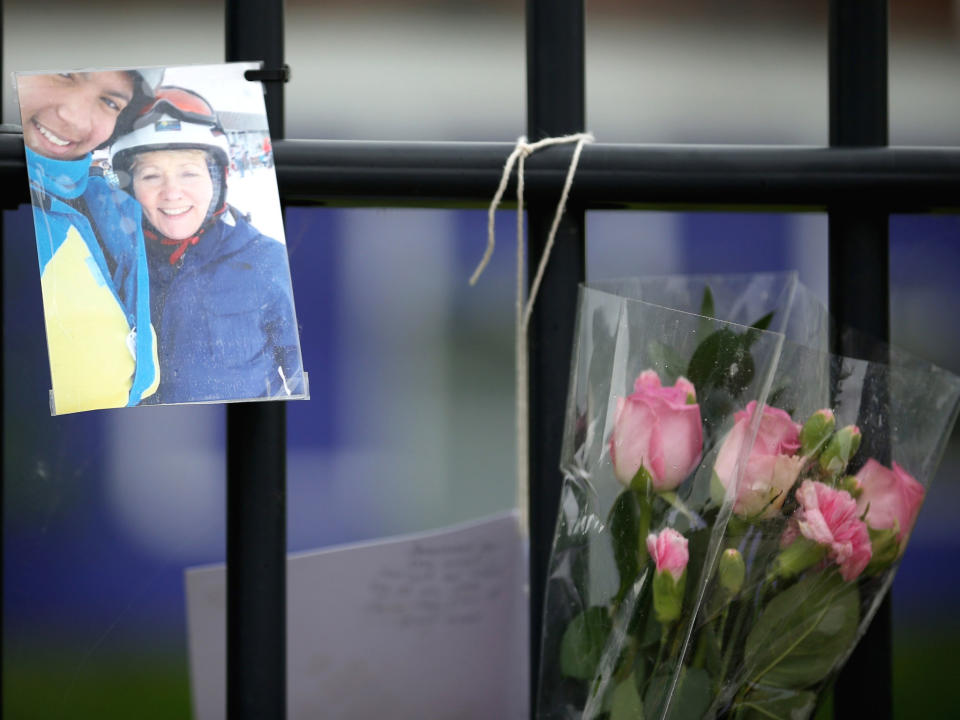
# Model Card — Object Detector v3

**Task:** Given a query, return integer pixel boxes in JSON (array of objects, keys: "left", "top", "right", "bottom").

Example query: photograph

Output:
[{"left": 17, "top": 62, "right": 306, "bottom": 414}]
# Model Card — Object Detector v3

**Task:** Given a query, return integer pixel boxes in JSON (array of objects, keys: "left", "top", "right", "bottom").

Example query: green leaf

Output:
[
  {"left": 734, "top": 685, "right": 817, "bottom": 720},
  {"left": 743, "top": 572, "right": 859, "bottom": 689},
  {"left": 687, "top": 328, "right": 754, "bottom": 396},
  {"left": 767, "top": 385, "right": 790, "bottom": 410},
  {"left": 725, "top": 347, "right": 755, "bottom": 396},
  {"left": 687, "top": 328, "right": 737, "bottom": 390},
  {"left": 560, "top": 606, "right": 613, "bottom": 681},
  {"left": 610, "top": 674, "right": 645, "bottom": 720},
  {"left": 689, "top": 306, "right": 773, "bottom": 408},
  {"left": 751, "top": 311, "right": 774, "bottom": 332},
  {"left": 700, "top": 286, "right": 716, "bottom": 320},
  {"left": 699, "top": 389, "right": 736, "bottom": 446},
  {"left": 609, "top": 490, "right": 641, "bottom": 604},
  {"left": 643, "top": 667, "right": 713, "bottom": 720},
  {"left": 698, "top": 287, "right": 716, "bottom": 338},
  {"left": 630, "top": 465, "right": 654, "bottom": 496},
  {"left": 647, "top": 340, "right": 687, "bottom": 385},
  {"left": 743, "top": 311, "right": 775, "bottom": 348}
]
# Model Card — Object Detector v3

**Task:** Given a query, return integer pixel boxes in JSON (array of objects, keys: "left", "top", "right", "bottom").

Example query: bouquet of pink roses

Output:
[{"left": 536, "top": 274, "right": 960, "bottom": 720}]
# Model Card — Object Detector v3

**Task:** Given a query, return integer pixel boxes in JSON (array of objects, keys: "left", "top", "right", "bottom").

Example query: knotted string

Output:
[{"left": 471, "top": 132, "right": 594, "bottom": 536}]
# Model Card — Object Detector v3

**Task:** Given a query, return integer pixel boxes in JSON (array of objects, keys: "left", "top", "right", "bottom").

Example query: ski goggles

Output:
[{"left": 131, "top": 86, "right": 220, "bottom": 130}]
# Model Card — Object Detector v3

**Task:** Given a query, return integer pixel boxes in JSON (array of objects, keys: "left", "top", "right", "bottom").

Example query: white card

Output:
[{"left": 185, "top": 511, "right": 529, "bottom": 719}]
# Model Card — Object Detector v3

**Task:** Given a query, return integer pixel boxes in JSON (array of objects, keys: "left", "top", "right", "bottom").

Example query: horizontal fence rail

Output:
[
  {"left": 246, "top": 142, "right": 960, "bottom": 209},
  {"left": 2, "top": 134, "right": 960, "bottom": 210}
]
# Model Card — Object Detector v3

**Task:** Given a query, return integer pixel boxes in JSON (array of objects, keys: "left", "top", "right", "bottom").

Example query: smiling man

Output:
[
  {"left": 19, "top": 71, "right": 134, "bottom": 160},
  {"left": 18, "top": 68, "right": 162, "bottom": 414}
]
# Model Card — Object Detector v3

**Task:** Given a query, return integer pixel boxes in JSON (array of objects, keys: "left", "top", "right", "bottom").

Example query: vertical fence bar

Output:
[
  {"left": 526, "top": 0, "right": 585, "bottom": 714},
  {"left": 225, "top": 0, "right": 287, "bottom": 718},
  {"left": 0, "top": 2, "right": 5, "bottom": 715},
  {"left": 828, "top": 2, "right": 891, "bottom": 718}
]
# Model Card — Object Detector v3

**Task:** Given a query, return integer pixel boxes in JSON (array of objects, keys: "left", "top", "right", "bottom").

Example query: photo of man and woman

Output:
[{"left": 16, "top": 62, "right": 306, "bottom": 415}]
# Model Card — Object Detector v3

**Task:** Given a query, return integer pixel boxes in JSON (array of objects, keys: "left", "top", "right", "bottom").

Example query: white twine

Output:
[{"left": 470, "top": 132, "right": 594, "bottom": 536}]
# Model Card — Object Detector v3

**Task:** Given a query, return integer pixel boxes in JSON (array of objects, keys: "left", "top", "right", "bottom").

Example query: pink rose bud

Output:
[
  {"left": 712, "top": 401, "right": 804, "bottom": 519},
  {"left": 819, "top": 425, "right": 862, "bottom": 477},
  {"left": 791, "top": 480, "right": 872, "bottom": 581},
  {"left": 647, "top": 528, "right": 688, "bottom": 623},
  {"left": 855, "top": 459, "right": 925, "bottom": 547},
  {"left": 610, "top": 371, "right": 703, "bottom": 492},
  {"left": 646, "top": 527, "right": 689, "bottom": 582},
  {"left": 800, "top": 408, "right": 836, "bottom": 457}
]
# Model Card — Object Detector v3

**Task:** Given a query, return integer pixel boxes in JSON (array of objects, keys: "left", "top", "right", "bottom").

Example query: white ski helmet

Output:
[{"left": 110, "top": 86, "right": 231, "bottom": 186}]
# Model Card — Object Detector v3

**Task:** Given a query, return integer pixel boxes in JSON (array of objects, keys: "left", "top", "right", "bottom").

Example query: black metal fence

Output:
[{"left": 2, "top": 1, "right": 959, "bottom": 718}]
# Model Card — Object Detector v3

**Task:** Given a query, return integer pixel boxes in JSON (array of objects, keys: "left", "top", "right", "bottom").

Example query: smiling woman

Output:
[
  {"left": 131, "top": 150, "right": 215, "bottom": 241},
  {"left": 108, "top": 82, "right": 304, "bottom": 405}
]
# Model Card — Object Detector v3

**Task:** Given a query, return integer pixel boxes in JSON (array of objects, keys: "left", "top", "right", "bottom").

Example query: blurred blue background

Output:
[{"left": 4, "top": 1, "right": 960, "bottom": 717}]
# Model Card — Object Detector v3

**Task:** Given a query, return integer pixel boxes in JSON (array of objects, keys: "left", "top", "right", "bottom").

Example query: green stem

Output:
[
  {"left": 691, "top": 627, "right": 709, "bottom": 669},
  {"left": 752, "top": 575, "right": 776, "bottom": 626},
  {"left": 735, "top": 702, "right": 780, "bottom": 720},
  {"left": 652, "top": 623, "right": 671, "bottom": 673},
  {"left": 719, "top": 581, "right": 771, "bottom": 682},
  {"left": 717, "top": 604, "right": 731, "bottom": 647},
  {"left": 613, "top": 637, "right": 638, "bottom": 684},
  {"left": 690, "top": 628, "right": 707, "bottom": 668},
  {"left": 718, "top": 526, "right": 764, "bottom": 681},
  {"left": 719, "top": 601, "right": 747, "bottom": 682},
  {"left": 669, "top": 622, "right": 684, "bottom": 659},
  {"left": 637, "top": 492, "right": 652, "bottom": 567}
]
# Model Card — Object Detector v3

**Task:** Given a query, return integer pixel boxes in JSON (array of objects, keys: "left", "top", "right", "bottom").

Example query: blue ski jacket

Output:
[
  {"left": 27, "top": 147, "right": 159, "bottom": 414},
  {"left": 143, "top": 209, "right": 304, "bottom": 404}
]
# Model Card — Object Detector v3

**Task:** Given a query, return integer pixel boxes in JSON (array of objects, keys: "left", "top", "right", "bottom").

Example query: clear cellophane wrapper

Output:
[{"left": 536, "top": 273, "right": 960, "bottom": 720}]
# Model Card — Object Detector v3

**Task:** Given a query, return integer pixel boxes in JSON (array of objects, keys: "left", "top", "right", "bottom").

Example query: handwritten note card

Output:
[{"left": 185, "top": 511, "right": 528, "bottom": 720}]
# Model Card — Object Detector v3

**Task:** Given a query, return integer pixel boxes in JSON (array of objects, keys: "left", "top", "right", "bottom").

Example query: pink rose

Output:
[
  {"left": 792, "top": 480, "right": 872, "bottom": 582},
  {"left": 855, "top": 459, "right": 925, "bottom": 545},
  {"left": 610, "top": 370, "right": 703, "bottom": 492},
  {"left": 646, "top": 527, "right": 689, "bottom": 582},
  {"left": 713, "top": 401, "right": 804, "bottom": 518}
]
